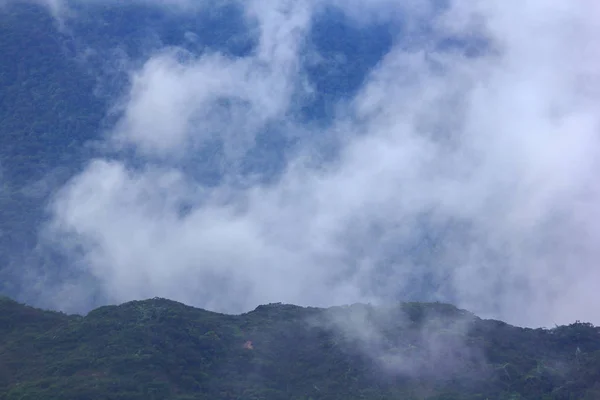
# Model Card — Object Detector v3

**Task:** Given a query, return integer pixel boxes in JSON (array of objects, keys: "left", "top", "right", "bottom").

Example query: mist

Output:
[{"left": 4, "top": 0, "right": 599, "bottom": 329}]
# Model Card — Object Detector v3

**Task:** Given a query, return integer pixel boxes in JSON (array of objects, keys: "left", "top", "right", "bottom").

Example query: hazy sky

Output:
[{"left": 5, "top": 0, "right": 600, "bottom": 328}]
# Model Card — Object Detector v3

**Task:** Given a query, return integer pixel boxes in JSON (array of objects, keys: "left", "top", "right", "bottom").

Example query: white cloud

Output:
[
  {"left": 111, "top": 0, "right": 310, "bottom": 160},
  {"left": 44, "top": 0, "right": 600, "bottom": 328}
]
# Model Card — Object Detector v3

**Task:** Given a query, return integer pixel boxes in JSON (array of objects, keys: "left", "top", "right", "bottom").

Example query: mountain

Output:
[
  {"left": 0, "top": 1, "right": 401, "bottom": 311},
  {"left": 1, "top": 296, "right": 599, "bottom": 399}
]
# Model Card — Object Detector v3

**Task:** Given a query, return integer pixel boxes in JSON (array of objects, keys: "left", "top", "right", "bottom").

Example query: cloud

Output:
[
  {"left": 110, "top": 0, "right": 311, "bottom": 159},
  {"left": 40, "top": 0, "right": 600, "bottom": 329},
  {"left": 315, "top": 303, "right": 486, "bottom": 380},
  {"left": 0, "top": 0, "right": 66, "bottom": 22}
]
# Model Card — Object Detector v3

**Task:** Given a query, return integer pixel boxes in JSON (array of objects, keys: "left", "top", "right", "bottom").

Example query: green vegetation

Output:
[{"left": 0, "top": 296, "right": 599, "bottom": 399}]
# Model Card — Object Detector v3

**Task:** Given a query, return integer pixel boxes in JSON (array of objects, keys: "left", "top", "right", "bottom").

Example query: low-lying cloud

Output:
[{"left": 28, "top": 0, "right": 600, "bottom": 328}]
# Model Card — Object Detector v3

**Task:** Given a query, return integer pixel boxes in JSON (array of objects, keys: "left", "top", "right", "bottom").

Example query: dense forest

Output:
[{"left": 1, "top": 296, "right": 600, "bottom": 399}]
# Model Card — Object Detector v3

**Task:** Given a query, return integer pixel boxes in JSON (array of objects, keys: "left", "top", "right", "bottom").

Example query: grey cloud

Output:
[
  {"left": 313, "top": 303, "right": 486, "bottom": 380},
  {"left": 42, "top": 0, "right": 600, "bottom": 330}
]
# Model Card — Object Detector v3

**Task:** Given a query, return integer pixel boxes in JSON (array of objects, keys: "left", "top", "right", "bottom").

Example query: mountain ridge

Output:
[{"left": 1, "top": 295, "right": 600, "bottom": 399}]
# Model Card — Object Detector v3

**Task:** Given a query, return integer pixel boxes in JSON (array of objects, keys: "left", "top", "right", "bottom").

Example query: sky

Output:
[{"left": 3, "top": 0, "right": 600, "bottom": 328}]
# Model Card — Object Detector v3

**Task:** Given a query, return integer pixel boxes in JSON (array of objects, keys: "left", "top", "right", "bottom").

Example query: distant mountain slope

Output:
[
  {"left": 0, "top": 1, "right": 397, "bottom": 308},
  {"left": 0, "top": 3, "right": 105, "bottom": 186},
  {"left": 0, "top": 2, "right": 107, "bottom": 293},
  {"left": 0, "top": 1, "right": 254, "bottom": 302},
  {"left": 1, "top": 296, "right": 599, "bottom": 399}
]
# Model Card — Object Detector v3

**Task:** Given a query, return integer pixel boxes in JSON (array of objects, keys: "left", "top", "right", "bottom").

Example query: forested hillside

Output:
[{"left": 1, "top": 296, "right": 600, "bottom": 400}]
